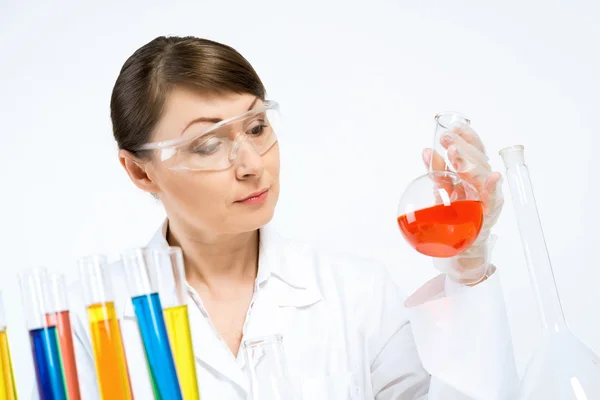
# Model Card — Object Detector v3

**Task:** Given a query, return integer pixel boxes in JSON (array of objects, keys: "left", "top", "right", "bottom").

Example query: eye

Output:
[
  {"left": 246, "top": 119, "right": 268, "bottom": 136},
  {"left": 192, "top": 137, "right": 221, "bottom": 155}
]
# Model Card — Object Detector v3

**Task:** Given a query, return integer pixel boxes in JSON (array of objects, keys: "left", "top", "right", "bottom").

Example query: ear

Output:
[{"left": 119, "top": 150, "right": 162, "bottom": 194}]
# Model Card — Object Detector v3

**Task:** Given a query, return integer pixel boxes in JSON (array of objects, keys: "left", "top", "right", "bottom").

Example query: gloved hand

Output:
[{"left": 423, "top": 122, "right": 504, "bottom": 285}]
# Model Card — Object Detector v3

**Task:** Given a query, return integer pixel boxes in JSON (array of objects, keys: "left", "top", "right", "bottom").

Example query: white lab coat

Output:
[{"left": 68, "top": 223, "right": 518, "bottom": 399}]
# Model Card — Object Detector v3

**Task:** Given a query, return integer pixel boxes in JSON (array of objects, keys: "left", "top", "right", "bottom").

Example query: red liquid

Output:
[
  {"left": 397, "top": 200, "right": 484, "bottom": 258},
  {"left": 47, "top": 310, "right": 82, "bottom": 400}
]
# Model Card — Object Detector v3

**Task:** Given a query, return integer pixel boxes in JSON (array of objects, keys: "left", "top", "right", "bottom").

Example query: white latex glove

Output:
[{"left": 423, "top": 122, "right": 504, "bottom": 285}]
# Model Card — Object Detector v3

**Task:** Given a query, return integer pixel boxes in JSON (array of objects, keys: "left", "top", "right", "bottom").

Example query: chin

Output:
[{"left": 234, "top": 205, "right": 276, "bottom": 233}]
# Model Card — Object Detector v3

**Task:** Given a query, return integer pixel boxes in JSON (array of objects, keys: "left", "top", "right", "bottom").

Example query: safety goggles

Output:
[{"left": 137, "top": 100, "right": 280, "bottom": 171}]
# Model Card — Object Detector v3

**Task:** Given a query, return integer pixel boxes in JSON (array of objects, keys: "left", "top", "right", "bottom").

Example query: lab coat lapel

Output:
[
  {"left": 186, "top": 295, "right": 250, "bottom": 393},
  {"left": 243, "top": 226, "right": 323, "bottom": 340}
]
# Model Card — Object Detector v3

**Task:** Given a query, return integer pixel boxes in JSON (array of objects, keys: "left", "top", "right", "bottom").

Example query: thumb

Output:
[{"left": 422, "top": 148, "right": 432, "bottom": 169}]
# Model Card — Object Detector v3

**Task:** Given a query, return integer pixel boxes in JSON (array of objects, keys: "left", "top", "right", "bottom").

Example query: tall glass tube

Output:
[
  {"left": 0, "top": 292, "right": 18, "bottom": 400},
  {"left": 121, "top": 248, "right": 182, "bottom": 400},
  {"left": 19, "top": 268, "right": 67, "bottom": 400},
  {"left": 45, "top": 273, "right": 81, "bottom": 400},
  {"left": 242, "top": 335, "right": 301, "bottom": 400},
  {"left": 500, "top": 145, "right": 566, "bottom": 333},
  {"left": 500, "top": 145, "right": 600, "bottom": 399},
  {"left": 146, "top": 246, "right": 199, "bottom": 400},
  {"left": 78, "top": 255, "right": 132, "bottom": 400}
]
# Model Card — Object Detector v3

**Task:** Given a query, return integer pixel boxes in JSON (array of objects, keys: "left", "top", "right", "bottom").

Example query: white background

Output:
[{"left": 1, "top": 0, "right": 599, "bottom": 397}]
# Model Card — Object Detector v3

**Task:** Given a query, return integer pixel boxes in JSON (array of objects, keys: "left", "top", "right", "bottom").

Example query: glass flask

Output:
[
  {"left": 242, "top": 335, "right": 301, "bottom": 400},
  {"left": 397, "top": 112, "right": 484, "bottom": 259},
  {"left": 500, "top": 145, "right": 600, "bottom": 399}
]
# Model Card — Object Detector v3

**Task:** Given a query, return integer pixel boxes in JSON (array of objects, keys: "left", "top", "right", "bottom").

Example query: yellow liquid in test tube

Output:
[
  {"left": 88, "top": 302, "right": 132, "bottom": 400},
  {"left": 164, "top": 305, "right": 200, "bottom": 400},
  {"left": 0, "top": 330, "right": 17, "bottom": 400}
]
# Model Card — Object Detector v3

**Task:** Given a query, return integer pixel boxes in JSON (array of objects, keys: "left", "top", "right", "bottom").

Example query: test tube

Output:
[
  {"left": 45, "top": 273, "right": 81, "bottom": 400},
  {"left": 121, "top": 248, "right": 183, "bottom": 400},
  {"left": 19, "top": 268, "right": 67, "bottom": 400},
  {"left": 0, "top": 291, "right": 18, "bottom": 400},
  {"left": 146, "top": 246, "right": 199, "bottom": 400},
  {"left": 77, "top": 255, "right": 132, "bottom": 400}
]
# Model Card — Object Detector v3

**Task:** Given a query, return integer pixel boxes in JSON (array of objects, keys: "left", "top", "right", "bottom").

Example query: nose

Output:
[{"left": 232, "top": 135, "right": 264, "bottom": 180}]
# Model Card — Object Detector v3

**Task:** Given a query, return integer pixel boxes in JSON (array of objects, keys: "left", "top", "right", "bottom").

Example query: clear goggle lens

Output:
[{"left": 139, "top": 101, "right": 281, "bottom": 171}]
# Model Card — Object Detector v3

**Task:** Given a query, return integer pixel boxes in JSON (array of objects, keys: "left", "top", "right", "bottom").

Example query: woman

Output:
[{"left": 70, "top": 36, "right": 518, "bottom": 399}]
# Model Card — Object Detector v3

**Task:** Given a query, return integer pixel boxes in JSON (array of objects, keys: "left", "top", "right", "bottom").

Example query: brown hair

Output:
[{"left": 110, "top": 36, "right": 266, "bottom": 156}]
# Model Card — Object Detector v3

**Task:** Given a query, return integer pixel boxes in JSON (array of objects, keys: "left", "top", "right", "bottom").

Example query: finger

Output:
[
  {"left": 447, "top": 145, "right": 474, "bottom": 176},
  {"left": 425, "top": 148, "right": 447, "bottom": 171},
  {"left": 484, "top": 172, "right": 502, "bottom": 192},
  {"left": 480, "top": 172, "right": 502, "bottom": 208},
  {"left": 449, "top": 123, "right": 486, "bottom": 153},
  {"left": 447, "top": 145, "right": 458, "bottom": 170},
  {"left": 447, "top": 132, "right": 491, "bottom": 168},
  {"left": 448, "top": 144, "right": 489, "bottom": 186},
  {"left": 485, "top": 172, "right": 502, "bottom": 191}
]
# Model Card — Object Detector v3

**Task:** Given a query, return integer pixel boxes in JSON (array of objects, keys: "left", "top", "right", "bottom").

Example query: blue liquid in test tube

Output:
[
  {"left": 30, "top": 324, "right": 67, "bottom": 400},
  {"left": 132, "top": 292, "right": 182, "bottom": 400}
]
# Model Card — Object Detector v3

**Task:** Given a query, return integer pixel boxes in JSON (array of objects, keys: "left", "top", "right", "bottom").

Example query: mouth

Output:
[{"left": 236, "top": 188, "right": 270, "bottom": 204}]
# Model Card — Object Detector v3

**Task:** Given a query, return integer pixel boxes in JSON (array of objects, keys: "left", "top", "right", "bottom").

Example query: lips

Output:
[{"left": 237, "top": 188, "right": 269, "bottom": 203}]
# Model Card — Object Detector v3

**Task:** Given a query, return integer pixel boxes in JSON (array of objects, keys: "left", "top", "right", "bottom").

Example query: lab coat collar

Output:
[
  {"left": 122, "top": 219, "right": 324, "bottom": 311},
  {"left": 142, "top": 219, "right": 322, "bottom": 295},
  {"left": 258, "top": 224, "right": 319, "bottom": 291}
]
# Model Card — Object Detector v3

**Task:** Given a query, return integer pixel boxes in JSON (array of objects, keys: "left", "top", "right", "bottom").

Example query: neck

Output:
[{"left": 165, "top": 219, "right": 259, "bottom": 291}]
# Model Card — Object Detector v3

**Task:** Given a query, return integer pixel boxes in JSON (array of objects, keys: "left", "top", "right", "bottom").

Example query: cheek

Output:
[
  {"left": 160, "top": 170, "right": 233, "bottom": 210},
  {"left": 265, "top": 145, "right": 281, "bottom": 181}
]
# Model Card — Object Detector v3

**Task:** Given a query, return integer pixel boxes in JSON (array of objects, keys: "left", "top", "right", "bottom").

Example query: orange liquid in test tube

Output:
[{"left": 88, "top": 302, "right": 132, "bottom": 400}]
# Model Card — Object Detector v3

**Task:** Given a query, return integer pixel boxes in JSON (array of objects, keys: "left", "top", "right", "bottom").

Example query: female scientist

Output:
[{"left": 70, "top": 36, "right": 518, "bottom": 399}]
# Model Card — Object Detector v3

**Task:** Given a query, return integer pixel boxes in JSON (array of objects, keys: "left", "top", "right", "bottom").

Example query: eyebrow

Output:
[{"left": 181, "top": 97, "right": 259, "bottom": 135}]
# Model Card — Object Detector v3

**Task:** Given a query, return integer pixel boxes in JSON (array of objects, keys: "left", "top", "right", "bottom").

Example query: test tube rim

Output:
[
  {"left": 77, "top": 254, "right": 108, "bottom": 267},
  {"left": 146, "top": 245, "right": 183, "bottom": 257},
  {"left": 77, "top": 254, "right": 113, "bottom": 305},
  {"left": 145, "top": 245, "right": 188, "bottom": 307},
  {"left": 121, "top": 247, "right": 156, "bottom": 297},
  {"left": 46, "top": 272, "right": 69, "bottom": 313},
  {"left": 499, "top": 144, "right": 525, "bottom": 158},
  {"left": 18, "top": 267, "right": 51, "bottom": 329}
]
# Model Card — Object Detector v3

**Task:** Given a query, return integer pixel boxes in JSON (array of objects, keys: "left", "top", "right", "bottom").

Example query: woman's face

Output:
[{"left": 135, "top": 89, "right": 280, "bottom": 237}]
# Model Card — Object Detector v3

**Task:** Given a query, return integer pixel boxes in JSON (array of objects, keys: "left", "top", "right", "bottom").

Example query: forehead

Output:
[{"left": 153, "top": 88, "right": 258, "bottom": 142}]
